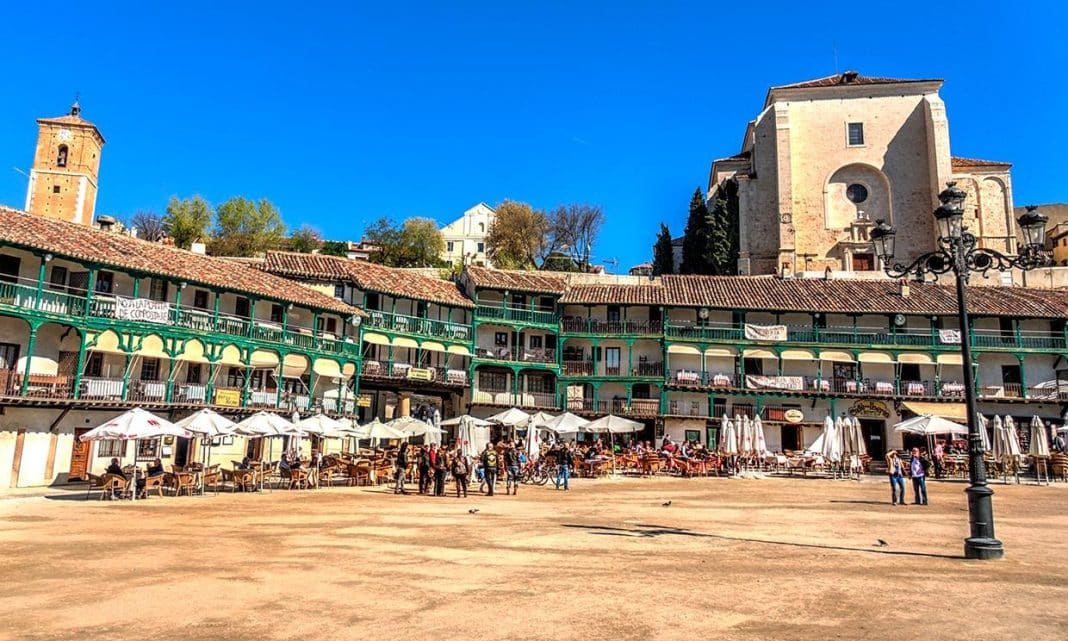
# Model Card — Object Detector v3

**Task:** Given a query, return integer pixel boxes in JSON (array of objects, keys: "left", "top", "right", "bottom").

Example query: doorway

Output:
[
  {"left": 780, "top": 424, "right": 803, "bottom": 451},
  {"left": 852, "top": 253, "right": 875, "bottom": 271},
  {"left": 68, "top": 428, "right": 92, "bottom": 481},
  {"left": 174, "top": 437, "right": 191, "bottom": 467},
  {"left": 860, "top": 419, "right": 886, "bottom": 459}
]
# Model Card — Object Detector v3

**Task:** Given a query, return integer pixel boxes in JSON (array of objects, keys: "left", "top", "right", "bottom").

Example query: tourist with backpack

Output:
[
  {"left": 451, "top": 446, "right": 470, "bottom": 498},
  {"left": 504, "top": 442, "right": 521, "bottom": 495},
  {"left": 480, "top": 443, "right": 500, "bottom": 496}
]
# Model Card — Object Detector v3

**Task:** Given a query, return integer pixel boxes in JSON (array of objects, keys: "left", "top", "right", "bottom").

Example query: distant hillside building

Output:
[
  {"left": 440, "top": 203, "right": 495, "bottom": 267},
  {"left": 708, "top": 72, "right": 1017, "bottom": 277}
]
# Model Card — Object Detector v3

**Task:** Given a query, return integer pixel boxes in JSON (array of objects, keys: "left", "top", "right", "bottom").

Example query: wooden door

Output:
[
  {"left": 852, "top": 253, "right": 875, "bottom": 271},
  {"left": 68, "top": 428, "right": 92, "bottom": 481}
]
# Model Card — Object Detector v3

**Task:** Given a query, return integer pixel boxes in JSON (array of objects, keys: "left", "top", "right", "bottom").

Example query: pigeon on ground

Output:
[
  {"left": 661, "top": 500, "right": 672, "bottom": 507},
  {"left": 468, "top": 508, "right": 480, "bottom": 514},
  {"left": 875, "top": 539, "right": 888, "bottom": 547}
]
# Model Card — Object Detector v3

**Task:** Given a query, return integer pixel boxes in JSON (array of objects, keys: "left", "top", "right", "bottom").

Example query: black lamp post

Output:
[{"left": 870, "top": 183, "right": 1049, "bottom": 560}]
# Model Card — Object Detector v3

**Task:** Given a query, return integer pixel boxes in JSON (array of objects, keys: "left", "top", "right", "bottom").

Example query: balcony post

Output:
[
  {"left": 700, "top": 344, "right": 707, "bottom": 383},
  {"left": 173, "top": 282, "right": 184, "bottom": 324},
  {"left": 83, "top": 269, "right": 97, "bottom": 318},
  {"left": 131, "top": 277, "right": 140, "bottom": 299},
  {"left": 1013, "top": 319, "right": 1022, "bottom": 349},
  {"left": 627, "top": 340, "right": 633, "bottom": 376},
  {"left": 275, "top": 353, "right": 287, "bottom": 409},
  {"left": 934, "top": 361, "right": 942, "bottom": 396},
  {"left": 1017, "top": 354, "right": 1028, "bottom": 399},
  {"left": 247, "top": 299, "right": 258, "bottom": 338},
  {"left": 19, "top": 323, "right": 40, "bottom": 396},
  {"left": 242, "top": 354, "right": 253, "bottom": 407},
  {"left": 212, "top": 291, "right": 221, "bottom": 330},
  {"left": 205, "top": 360, "right": 217, "bottom": 405},
  {"left": 282, "top": 304, "right": 289, "bottom": 335},
  {"left": 33, "top": 253, "right": 49, "bottom": 309},
  {"left": 120, "top": 352, "right": 133, "bottom": 401},
  {"left": 71, "top": 330, "right": 88, "bottom": 399},
  {"left": 894, "top": 361, "right": 902, "bottom": 395}
]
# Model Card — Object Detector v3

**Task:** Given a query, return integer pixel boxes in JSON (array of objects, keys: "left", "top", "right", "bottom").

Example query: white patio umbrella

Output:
[
  {"left": 540, "top": 412, "right": 589, "bottom": 436},
  {"left": 295, "top": 413, "right": 345, "bottom": 437},
  {"left": 457, "top": 415, "right": 490, "bottom": 461},
  {"left": 366, "top": 419, "right": 407, "bottom": 443},
  {"left": 977, "top": 414, "right": 992, "bottom": 452},
  {"left": 892, "top": 415, "right": 969, "bottom": 436},
  {"left": 821, "top": 416, "right": 841, "bottom": 463},
  {"left": 582, "top": 414, "right": 643, "bottom": 434},
  {"left": 1003, "top": 416, "right": 1022, "bottom": 458},
  {"left": 486, "top": 407, "right": 533, "bottom": 428},
  {"left": 173, "top": 409, "right": 239, "bottom": 494},
  {"left": 81, "top": 408, "right": 193, "bottom": 501},
  {"left": 721, "top": 416, "right": 738, "bottom": 455},
  {"left": 752, "top": 415, "right": 768, "bottom": 457},
  {"left": 234, "top": 411, "right": 299, "bottom": 490},
  {"left": 850, "top": 417, "right": 868, "bottom": 457},
  {"left": 526, "top": 411, "right": 557, "bottom": 429},
  {"left": 525, "top": 420, "right": 541, "bottom": 461},
  {"left": 439, "top": 414, "right": 493, "bottom": 427},
  {"left": 1028, "top": 416, "right": 1050, "bottom": 457},
  {"left": 386, "top": 416, "right": 442, "bottom": 443},
  {"left": 739, "top": 415, "right": 754, "bottom": 457}
]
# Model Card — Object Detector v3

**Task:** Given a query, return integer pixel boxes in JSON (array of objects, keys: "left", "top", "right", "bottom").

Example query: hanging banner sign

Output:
[
  {"left": 744, "top": 324, "right": 788, "bottom": 342},
  {"left": 407, "top": 367, "right": 433, "bottom": 382},
  {"left": 849, "top": 399, "right": 890, "bottom": 419},
  {"left": 744, "top": 374, "right": 804, "bottom": 391},
  {"left": 214, "top": 389, "right": 241, "bottom": 407},
  {"left": 115, "top": 297, "right": 171, "bottom": 324},
  {"left": 938, "top": 329, "right": 962, "bottom": 344},
  {"left": 356, "top": 395, "right": 373, "bottom": 408}
]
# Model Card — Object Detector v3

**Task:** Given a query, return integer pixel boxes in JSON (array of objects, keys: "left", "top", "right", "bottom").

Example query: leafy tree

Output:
[
  {"left": 541, "top": 251, "right": 578, "bottom": 272},
  {"left": 652, "top": 223, "right": 675, "bottom": 275},
  {"left": 320, "top": 240, "right": 349, "bottom": 257},
  {"left": 680, "top": 187, "right": 712, "bottom": 274},
  {"left": 364, "top": 216, "right": 445, "bottom": 267},
  {"left": 209, "top": 197, "right": 286, "bottom": 257},
  {"left": 486, "top": 200, "right": 550, "bottom": 269},
  {"left": 131, "top": 211, "right": 165, "bottom": 242},
  {"left": 289, "top": 225, "right": 322, "bottom": 253},
  {"left": 163, "top": 195, "right": 212, "bottom": 249},
  {"left": 549, "top": 203, "right": 605, "bottom": 271}
]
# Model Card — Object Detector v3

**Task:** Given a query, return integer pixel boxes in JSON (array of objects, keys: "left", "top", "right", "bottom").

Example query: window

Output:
[
  {"left": 234, "top": 297, "right": 250, "bottom": 318},
  {"left": 900, "top": 363, "right": 921, "bottom": 381},
  {"left": 846, "top": 183, "right": 868, "bottom": 204},
  {"left": 57, "top": 145, "right": 68, "bottom": 167},
  {"left": 0, "top": 343, "right": 20, "bottom": 370},
  {"left": 52, "top": 185, "right": 61, "bottom": 194},
  {"left": 85, "top": 353, "right": 103, "bottom": 377},
  {"left": 95, "top": 271, "right": 114, "bottom": 294},
  {"left": 743, "top": 358, "right": 763, "bottom": 376},
  {"left": 478, "top": 223, "right": 485, "bottom": 233},
  {"left": 225, "top": 367, "right": 245, "bottom": 388},
  {"left": 494, "top": 332, "right": 509, "bottom": 347},
  {"left": 1000, "top": 365, "right": 1021, "bottom": 385},
  {"left": 193, "top": 290, "right": 209, "bottom": 310},
  {"left": 605, "top": 347, "right": 621, "bottom": 374},
  {"left": 607, "top": 305, "right": 621, "bottom": 322},
  {"left": 477, "top": 242, "right": 485, "bottom": 253},
  {"left": 136, "top": 438, "right": 160, "bottom": 460},
  {"left": 186, "top": 364, "right": 202, "bottom": 384},
  {"left": 365, "top": 292, "right": 380, "bottom": 310},
  {"left": 478, "top": 370, "right": 508, "bottom": 393},
  {"left": 49, "top": 265, "right": 68, "bottom": 291},
  {"left": 847, "top": 122, "right": 864, "bottom": 146},
  {"left": 333, "top": 284, "right": 344, "bottom": 299},
  {"left": 98, "top": 440, "right": 126, "bottom": 458},
  {"left": 684, "top": 430, "right": 701, "bottom": 444},
  {"left": 317, "top": 317, "right": 338, "bottom": 334},
  {"left": 529, "top": 335, "right": 543, "bottom": 349},
  {"left": 0, "top": 255, "right": 20, "bottom": 283},
  {"left": 140, "top": 358, "right": 160, "bottom": 381},
  {"left": 527, "top": 374, "right": 553, "bottom": 393},
  {"left": 149, "top": 278, "right": 169, "bottom": 302},
  {"left": 270, "top": 304, "right": 284, "bottom": 323},
  {"left": 447, "top": 241, "right": 454, "bottom": 253}
]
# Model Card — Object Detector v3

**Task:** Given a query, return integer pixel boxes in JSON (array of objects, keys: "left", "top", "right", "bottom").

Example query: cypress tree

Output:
[
  {"left": 680, "top": 187, "right": 712, "bottom": 274},
  {"left": 652, "top": 223, "right": 675, "bottom": 275}
]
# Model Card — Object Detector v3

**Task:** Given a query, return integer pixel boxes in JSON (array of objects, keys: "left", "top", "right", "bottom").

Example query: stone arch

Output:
[
  {"left": 19, "top": 322, "right": 84, "bottom": 376},
  {"left": 824, "top": 163, "right": 893, "bottom": 229}
]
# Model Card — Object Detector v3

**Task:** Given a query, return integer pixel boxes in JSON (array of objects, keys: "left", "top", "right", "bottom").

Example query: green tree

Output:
[
  {"left": 209, "top": 196, "right": 286, "bottom": 257},
  {"left": 289, "top": 225, "right": 322, "bottom": 253},
  {"left": 680, "top": 187, "right": 712, "bottom": 274},
  {"left": 365, "top": 216, "right": 445, "bottom": 267},
  {"left": 163, "top": 195, "right": 212, "bottom": 249},
  {"left": 652, "top": 223, "right": 675, "bottom": 275},
  {"left": 486, "top": 200, "right": 549, "bottom": 269},
  {"left": 320, "top": 240, "right": 349, "bottom": 257}
]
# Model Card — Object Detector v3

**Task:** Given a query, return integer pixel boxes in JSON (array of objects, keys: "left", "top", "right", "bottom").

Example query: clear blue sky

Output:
[{"left": 1, "top": 1, "right": 1064, "bottom": 271}]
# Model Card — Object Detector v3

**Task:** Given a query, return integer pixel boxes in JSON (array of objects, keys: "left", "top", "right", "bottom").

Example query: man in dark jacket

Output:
[
  {"left": 417, "top": 445, "right": 432, "bottom": 495},
  {"left": 553, "top": 443, "right": 571, "bottom": 491},
  {"left": 480, "top": 443, "right": 500, "bottom": 496},
  {"left": 504, "top": 442, "right": 521, "bottom": 495},
  {"left": 431, "top": 444, "right": 448, "bottom": 497}
]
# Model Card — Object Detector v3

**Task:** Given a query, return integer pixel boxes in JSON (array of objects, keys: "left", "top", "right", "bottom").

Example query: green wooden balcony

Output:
[
  {"left": 475, "top": 304, "right": 558, "bottom": 327},
  {"left": 362, "top": 309, "right": 471, "bottom": 342},
  {"left": 0, "top": 279, "right": 360, "bottom": 358}
]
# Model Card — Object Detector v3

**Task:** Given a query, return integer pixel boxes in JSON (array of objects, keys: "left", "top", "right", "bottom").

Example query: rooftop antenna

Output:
[{"left": 832, "top": 41, "right": 839, "bottom": 73}]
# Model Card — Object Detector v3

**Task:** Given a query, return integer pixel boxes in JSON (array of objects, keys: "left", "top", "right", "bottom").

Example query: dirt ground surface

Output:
[{"left": 0, "top": 475, "right": 1065, "bottom": 641}]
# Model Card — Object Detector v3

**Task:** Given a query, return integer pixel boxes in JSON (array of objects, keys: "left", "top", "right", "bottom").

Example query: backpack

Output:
[
  {"left": 485, "top": 450, "right": 498, "bottom": 468},
  {"left": 452, "top": 457, "right": 468, "bottom": 476}
]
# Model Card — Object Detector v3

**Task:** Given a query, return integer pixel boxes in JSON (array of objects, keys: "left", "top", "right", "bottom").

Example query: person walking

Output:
[
  {"left": 554, "top": 443, "right": 571, "bottom": 491},
  {"left": 394, "top": 442, "right": 410, "bottom": 495},
  {"left": 451, "top": 447, "right": 469, "bottom": 498},
  {"left": 885, "top": 449, "right": 905, "bottom": 505},
  {"left": 909, "top": 447, "right": 930, "bottom": 505},
  {"left": 432, "top": 444, "right": 448, "bottom": 497},
  {"left": 504, "top": 442, "right": 521, "bottom": 495},
  {"left": 417, "top": 445, "right": 432, "bottom": 495},
  {"left": 480, "top": 443, "right": 499, "bottom": 496}
]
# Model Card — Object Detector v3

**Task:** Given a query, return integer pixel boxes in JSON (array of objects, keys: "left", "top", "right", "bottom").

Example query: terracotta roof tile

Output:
[
  {"left": 262, "top": 251, "right": 472, "bottom": 308},
  {"left": 464, "top": 266, "right": 569, "bottom": 295},
  {"left": 0, "top": 206, "right": 358, "bottom": 315},
  {"left": 560, "top": 283, "right": 666, "bottom": 305},
  {"left": 771, "top": 72, "right": 940, "bottom": 90},
  {"left": 951, "top": 156, "right": 1012, "bottom": 170}
]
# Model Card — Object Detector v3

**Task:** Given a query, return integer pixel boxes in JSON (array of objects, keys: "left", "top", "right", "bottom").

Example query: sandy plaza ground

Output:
[{"left": 0, "top": 475, "right": 1065, "bottom": 641}]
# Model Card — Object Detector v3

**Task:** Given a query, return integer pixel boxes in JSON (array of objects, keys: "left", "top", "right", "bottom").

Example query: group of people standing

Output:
[
  {"left": 885, "top": 448, "right": 931, "bottom": 506},
  {"left": 391, "top": 440, "right": 525, "bottom": 498}
]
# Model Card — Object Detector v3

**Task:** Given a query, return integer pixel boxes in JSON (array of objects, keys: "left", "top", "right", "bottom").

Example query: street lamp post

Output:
[{"left": 870, "top": 183, "right": 1050, "bottom": 560}]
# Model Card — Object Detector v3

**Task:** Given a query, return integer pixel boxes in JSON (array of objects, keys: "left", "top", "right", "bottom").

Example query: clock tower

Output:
[{"left": 25, "top": 100, "right": 105, "bottom": 226}]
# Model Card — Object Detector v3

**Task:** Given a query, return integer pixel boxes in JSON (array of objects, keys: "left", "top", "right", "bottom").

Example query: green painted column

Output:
[
  {"left": 206, "top": 360, "right": 218, "bottom": 405},
  {"left": 1017, "top": 354, "right": 1028, "bottom": 399},
  {"left": 627, "top": 340, "right": 633, "bottom": 377},
  {"left": 173, "top": 282, "right": 184, "bottom": 324},
  {"left": 212, "top": 291, "right": 221, "bottom": 330},
  {"left": 19, "top": 324, "right": 40, "bottom": 396},
  {"left": 120, "top": 352, "right": 133, "bottom": 401},
  {"left": 33, "top": 254, "right": 48, "bottom": 309},
  {"left": 242, "top": 352, "right": 254, "bottom": 407},
  {"left": 71, "top": 331, "right": 88, "bottom": 399},
  {"left": 83, "top": 269, "right": 97, "bottom": 318},
  {"left": 246, "top": 299, "right": 257, "bottom": 338},
  {"left": 131, "top": 276, "right": 140, "bottom": 299}
]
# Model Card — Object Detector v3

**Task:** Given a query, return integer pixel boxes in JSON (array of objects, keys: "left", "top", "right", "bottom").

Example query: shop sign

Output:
[
  {"left": 783, "top": 409, "right": 804, "bottom": 424},
  {"left": 214, "top": 389, "right": 241, "bottom": 407},
  {"left": 116, "top": 297, "right": 171, "bottom": 324},
  {"left": 849, "top": 399, "right": 890, "bottom": 419},
  {"left": 743, "top": 323, "right": 788, "bottom": 341},
  {"left": 407, "top": 367, "right": 433, "bottom": 381},
  {"left": 356, "top": 395, "right": 373, "bottom": 408}
]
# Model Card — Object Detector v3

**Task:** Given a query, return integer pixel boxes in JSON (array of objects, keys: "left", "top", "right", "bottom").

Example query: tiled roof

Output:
[
  {"left": 661, "top": 275, "right": 1068, "bottom": 318},
  {"left": 0, "top": 206, "right": 357, "bottom": 315},
  {"left": 262, "top": 251, "right": 472, "bottom": 308},
  {"left": 37, "top": 113, "right": 106, "bottom": 142},
  {"left": 560, "top": 283, "right": 666, "bottom": 305},
  {"left": 464, "top": 265, "right": 569, "bottom": 295},
  {"left": 771, "top": 72, "right": 940, "bottom": 90},
  {"left": 952, "top": 156, "right": 1012, "bottom": 170}
]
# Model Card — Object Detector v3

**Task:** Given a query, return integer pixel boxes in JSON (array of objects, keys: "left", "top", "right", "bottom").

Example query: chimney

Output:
[
  {"left": 842, "top": 70, "right": 859, "bottom": 83},
  {"left": 190, "top": 242, "right": 207, "bottom": 255},
  {"left": 96, "top": 215, "right": 116, "bottom": 232},
  {"left": 898, "top": 278, "right": 910, "bottom": 298}
]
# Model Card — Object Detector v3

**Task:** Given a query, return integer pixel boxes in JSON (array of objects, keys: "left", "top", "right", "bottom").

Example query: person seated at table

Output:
[
  {"left": 146, "top": 458, "right": 165, "bottom": 478},
  {"left": 236, "top": 456, "right": 251, "bottom": 470},
  {"left": 278, "top": 454, "right": 291, "bottom": 474},
  {"left": 105, "top": 458, "right": 126, "bottom": 478},
  {"left": 634, "top": 441, "right": 646, "bottom": 455},
  {"left": 677, "top": 442, "right": 693, "bottom": 461}
]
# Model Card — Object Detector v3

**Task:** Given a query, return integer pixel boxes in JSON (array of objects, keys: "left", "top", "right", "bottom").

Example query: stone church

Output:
[{"left": 708, "top": 71, "right": 1015, "bottom": 277}]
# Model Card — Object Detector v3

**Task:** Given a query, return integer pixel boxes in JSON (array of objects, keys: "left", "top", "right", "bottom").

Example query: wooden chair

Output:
[
  {"left": 85, "top": 473, "right": 108, "bottom": 500},
  {"left": 640, "top": 454, "right": 662, "bottom": 476},
  {"left": 202, "top": 465, "right": 222, "bottom": 493},
  {"left": 288, "top": 467, "right": 310, "bottom": 490},
  {"left": 167, "top": 471, "right": 197, "bottom": 497},
  {"left": 100, "top": 473, "right": 131, "bottom": 500},
  {"left": 347, "top": 461, "right": 371, "bottom": 486},
  {"left": 142, "top": 474, "right": 166, "bottom": 498}
]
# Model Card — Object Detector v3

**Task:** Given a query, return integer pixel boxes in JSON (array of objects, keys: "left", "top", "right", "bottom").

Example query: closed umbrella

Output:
[
  {"left": 1003, "top": 416, "right": 1022, "bottom": 458},
  {"left": 525, "top": 420, "right": 541, "bottom": 462},
  {"left": 977, "top": 414, "right": 991, "bottom": 452},
  {"left": 739, "top": 415, "right": 753, "bottom": 457},
  {"left": 752, "top": 415, "right": 768, "bottom": 457},
  {"left": 81, "top": 408, "right": 193, "bottom": 501},
  {"left": 1029, "top": 415, "right": 1050, "bottom": 485},
  {"left": 721, "top": 417, "right": 738, "bottom": 455},
  {"left": 457, "top": 415, "right": 490, "bottom": 461}
]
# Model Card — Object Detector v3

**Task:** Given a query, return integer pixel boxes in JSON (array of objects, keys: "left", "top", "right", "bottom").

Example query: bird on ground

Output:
[
  {"left": 661, "top": 500, "right": 672, "bottom": 507},
  {"left": 875, "top": 539, "right": 888, "bottom": 547},
  {"left": 468, "top": 508, "right": 480, "bottom": 514}
]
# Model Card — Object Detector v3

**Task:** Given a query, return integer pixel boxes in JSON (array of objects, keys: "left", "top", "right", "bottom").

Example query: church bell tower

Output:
[{"left": 25, "top": 100, "right": 105, "bottom": 225}]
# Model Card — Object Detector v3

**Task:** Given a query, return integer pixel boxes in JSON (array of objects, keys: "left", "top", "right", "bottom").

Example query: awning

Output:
[
  {"left": 819, "top": 350, "right": 854, "bottom": 362},
  {"left": 342, "top": 363, "right": 357, "bottom": 378},
  {"left": 282, "top": 353, "right": 309, "bottom": 378},
  {"left": 313, "top": 358, "right": 342, "bottom": 378},
  {"left": 421, "top": 341, "right": 447, "bottom": 353},
  {"left": 704, "top": 347, "right": 735, "bottom": 358},
  {"left": 898, "top": 353, "right": 934, "bottom": 364},
  {"left": 218, "top": 345, "right": 244, "bottom": 367},
  {"left": 742, "top": 348, "right": 777, "bottom": 360},
  {"left": 780, "top": 349, "right": 815, "bottom": 361},
  {"left": 176, "top": 339, "right": 209, "bottom": 364},
  {"left": 134, "top": 335, "right": 168, "bottom": 359},
  {"left": 18, "top": 356, "right": 58, "bottom": 376},
  {"left": 936, "top": 353, "right": 963, "bottom": 365},
  {"left": 250, "top": 349, "right": 279, "bottom": 368},
  {"left": 89, "top": 330, "right": 125, "bottom": 354},
  {"left": 362, "top": 332, "right": 390, "bottom": 346},
  {"left": 858, "top": 352, "right": 894, "bottom": 364},
  {"left": 447, "top": 345, "right": 472, "bottom": 357},
  {"left": 902, "top": 401, "right": 966, "bottom": 421},
  {"left": 392, "top": 337, "right": 419, "bottom": 349},
  {"left": 667, "top": 344, "right": 701, "bottom": 356}
]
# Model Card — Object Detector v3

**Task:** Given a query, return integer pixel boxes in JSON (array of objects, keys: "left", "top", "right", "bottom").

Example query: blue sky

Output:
[{"left": 0, "top": 1, "right": 1064, "bottom": 271}]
